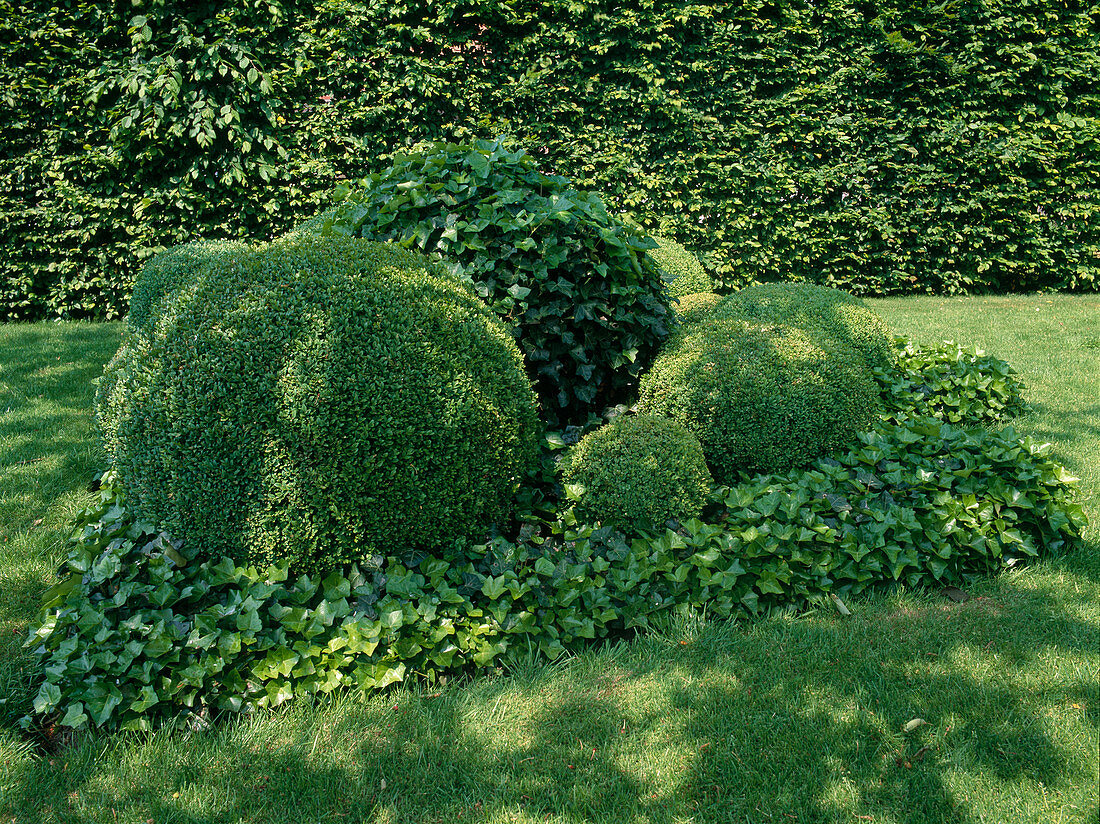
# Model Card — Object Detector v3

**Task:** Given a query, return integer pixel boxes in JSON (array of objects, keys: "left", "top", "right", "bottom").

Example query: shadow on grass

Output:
[{"left": 3, "top": 579, "right": 1096, "bottom": 824}]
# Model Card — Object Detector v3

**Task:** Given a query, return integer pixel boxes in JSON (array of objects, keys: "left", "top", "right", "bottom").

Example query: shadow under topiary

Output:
[
  {"left": 96, "top": 234, "right": 540, "bottom": 575},
  {"left": 638, "top": 318, "right": 879, "bottom": 481},
  {"left": 559, "top": 413, "right": 713, "bottom": 533},
  {"left": 710, "top": 282, "right": 894, "bottom": 369},
  {"left": 294, "top": 138, "right": 674, "bottom": 428},
  {"left": 648, "top": 235, "right": 712, "bottom": 300}
]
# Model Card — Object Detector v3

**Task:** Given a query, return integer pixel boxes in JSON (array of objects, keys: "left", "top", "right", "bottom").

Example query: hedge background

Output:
[{"left": 2, "top": 0, "right": 1097, "bottom": 320}]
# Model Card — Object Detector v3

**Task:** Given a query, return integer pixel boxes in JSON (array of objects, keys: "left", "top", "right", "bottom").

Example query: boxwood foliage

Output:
[
  {"left": 639, "top": 319, "right": 879, "bottom": 481},
  {"left": 711, "top": 283, "right": 895, "bottom": 370},
  {"left": 295, "top": 138, "right": 673, "bottom": 427},
  {"left": 875, "top": 337, "right": 1030, "bottom": 426},
  {"left": 559, "top": 414, "right": 713, "bottom": 533},
  {"left": 648, "top": 236, "right": 712, "bottom": 300},
  {"left": 672, "top": 292, "right": 722, "bottom": 324},
  {"left": 96, "top": 235, "right": 540, "bottom": 575},
  {"left": 25, "top": 415, "right": 1085, "bottom": 733}
]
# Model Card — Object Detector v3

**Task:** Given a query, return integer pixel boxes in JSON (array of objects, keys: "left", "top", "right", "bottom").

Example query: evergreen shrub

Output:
[
  {"left": 96, "top": 235, "right": 540, "bottom": 575},
  {"left": 559, "top": 414, "right": 712, "bottom": 532},
  {"left": 298, "top": 138, "right": 673, "bottom": 427},
  {"left": 673, "top": 292, "right": 721, "bottom": 324},
  {"left": 639, "top": 319, "right": 878, "bottom": 481},
  {"left": 711, "top": 282, "right": 894, "bottom": 369},
  {"left": 649, "top": 235, "right": 712, "bottom": 299}
]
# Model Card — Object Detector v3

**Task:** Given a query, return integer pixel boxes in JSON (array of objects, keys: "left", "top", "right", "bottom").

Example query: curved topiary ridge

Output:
[
  {"left": 648, "top": 235, "right": 712, "bottom": 300},
  {"left": 639, "top": 318, "right": 879, "bottom": 481},
  {"left": 96, "top": 234, "right": 540, "bottom": 575},
  {"left": 295, "top": 138, "right": 674, "bottom": 428},
  {"left": 559, "top": 414, "right": 713, "bottom": 533},
  {"left": 710, "top": 282, "right": 894, "bottom": 369}
]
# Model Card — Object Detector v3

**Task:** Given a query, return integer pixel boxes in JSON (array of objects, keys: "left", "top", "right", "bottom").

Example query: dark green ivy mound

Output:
[
  {"left": 96, "top": 235, "right": 540, "bottom": 575},
  {"left": 559, "top": 414, "right": 713, "bottom": 533},
  {"left": 639, "top": 319, "right": 878, "bottom": 481},
  {"left": 297, "top": 138, "right": 673, "bottom": 427},
  {"left": 649, "top": 235, "right": 712, "bottom": 300},
  {"left": 711, "top": 283, "right": 894, "bottom": 369}
]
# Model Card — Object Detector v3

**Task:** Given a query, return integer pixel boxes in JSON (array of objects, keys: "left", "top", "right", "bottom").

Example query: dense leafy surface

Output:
[
  {"left": 298, "top": 139, "right": 673, "bottom": 426},
  {"left": 97, "top": 235, "right": 539, "bottom": 575},
  {"left": 711, "top": 283, "right": 895, "bottom": 370},
  {"left": 25, "top": 415, "right": 1085, "bottom": 733},
  {"left": 640, "top": 318, "right": 879, "bottom": 480},
  {"left": 672, "top": 291, "right": 721, "bottom": 324},
  {"left": 2, "top": 0, "right": 1097, "bottom": 319},
  {"left": 876, "top": 337, "right": 1030, "bottom": 426},
  {"left": 559, "top": 414, "right": 712, "bottom": 533},
  {"left": 649, "top": 236, "right": 712, "bottom": 300}
]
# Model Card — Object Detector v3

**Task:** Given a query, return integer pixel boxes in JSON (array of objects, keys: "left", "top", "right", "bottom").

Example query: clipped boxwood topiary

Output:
[
  {"left": 673, "top": 292, "right": 722, "bottom": 324},
  {"left": 710, "top": 283, "right": 894, "bottom": 369},
  {"left": 96, "top": 234, "right": 540, "bottom": 575},
  {"left": 559, "top": 414, "right": 713, "bottom": 533},
  {"left": 639, "top": 319, "right": 878, "bottom": 481},
  {"left": 648, "top": 235, "right": 712, "bottom": 300},
  {"left": 296, "top": 138, "right": 673, "bottom": 428}
]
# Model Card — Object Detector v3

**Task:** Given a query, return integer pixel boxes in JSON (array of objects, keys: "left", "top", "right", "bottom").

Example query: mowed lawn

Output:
[{"left": 0, "top": 295, "right": 1097, "bottom": 824}]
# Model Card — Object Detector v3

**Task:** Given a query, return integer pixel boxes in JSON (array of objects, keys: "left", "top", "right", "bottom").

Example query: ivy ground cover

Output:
[{"left": 0, "top": 294, "right": 1097, "bottom": 823}]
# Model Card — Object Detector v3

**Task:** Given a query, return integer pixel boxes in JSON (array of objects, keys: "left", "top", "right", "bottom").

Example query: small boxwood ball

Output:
[
  {"left": 96, "top": 235, "right": 540, "bottom": 575},
  {"left": 638, "top": 318, "right": 878, "bottom": 481},
  {"left": 559, "top": 414, "right": 713, "bottom": 532},
  {"left": 710, "top": 282, "right": 894, "bottom": 369},
  {"left": 673, "top": 292, "right": 722, "bottom": 324},
  {"left": 649, "top": 235, "right": 713, "bottom": 300}
]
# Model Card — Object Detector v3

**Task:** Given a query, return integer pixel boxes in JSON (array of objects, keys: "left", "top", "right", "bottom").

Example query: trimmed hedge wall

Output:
[{"left": 3, "top": 0, "right": 1098, "bottom": 319}]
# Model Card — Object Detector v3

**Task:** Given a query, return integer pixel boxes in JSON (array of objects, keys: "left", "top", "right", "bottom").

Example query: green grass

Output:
[{"left": 1, "top": 297, "right": 1097, "bottom": 824}]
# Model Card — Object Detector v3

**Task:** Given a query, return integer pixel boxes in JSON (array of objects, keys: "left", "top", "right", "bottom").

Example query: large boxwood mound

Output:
[
  {"left": 296, "top": 139, "right": 673, "bottom": 427},
  {"left": 96, "top": 235, "right": 540, "bottom": 574},
  {"left": 639, "top": 319, "right": 878, "bottom": 480},
  {"left": 649, "top": 236, "right": 712, "bottom": 300}
]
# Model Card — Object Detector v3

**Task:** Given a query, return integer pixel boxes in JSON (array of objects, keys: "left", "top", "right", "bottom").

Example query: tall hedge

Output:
[{"left": 3, "top": 0, "right": 1097, "bottom": 319}]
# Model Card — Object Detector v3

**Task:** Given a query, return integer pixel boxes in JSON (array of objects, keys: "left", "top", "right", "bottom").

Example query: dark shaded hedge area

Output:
[{"left": 2, "top": 0, "right": 1097, "bottom": 320}]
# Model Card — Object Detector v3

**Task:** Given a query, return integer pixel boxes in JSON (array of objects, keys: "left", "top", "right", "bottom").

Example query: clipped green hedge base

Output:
[{"left": 25, "top": 416, "right": 1085, "bottom": 733}]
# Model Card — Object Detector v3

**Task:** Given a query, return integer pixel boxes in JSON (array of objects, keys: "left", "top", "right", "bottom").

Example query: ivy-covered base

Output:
[{"left": 25, "top": 416, "right": 1085, "bottom": 733}]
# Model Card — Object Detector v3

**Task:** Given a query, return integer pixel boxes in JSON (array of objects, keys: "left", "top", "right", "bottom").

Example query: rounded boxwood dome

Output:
[
  {"left": 673, "top": 292, "right": 722, "bottom": 324},
  {"left": 648, "top": 235, "right": 712, "bottom": 300},
  {"left": 96, "top": 235, "right": 540, "bottom": 575},
  {"left": 295, "top": 138, "right": 673, "bottom": 428},
  {"left": 638, "top": 318, "right": 878, "bottom": 481},
  {"left": 710, "top": 282, "right": 894, "bottom": 369},
  {"left": 559, "top": 414, "right": 712, "bottom": 533}
]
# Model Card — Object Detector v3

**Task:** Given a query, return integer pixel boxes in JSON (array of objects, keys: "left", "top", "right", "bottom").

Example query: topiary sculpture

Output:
[
  {"left": 710, "top": 282, "right": 894, "bottom": 369},
  {"left": 638, "top": 318, "right": 878, "bottom": 481},
  {"left": 559, "top": 414, "right": 712, "bottom": 532},
  {"left": 295, "top": 138, "right": 674, "bottom": 428},
  {"left": 96, "top": 234, "right": 540, "bottom": 575}
]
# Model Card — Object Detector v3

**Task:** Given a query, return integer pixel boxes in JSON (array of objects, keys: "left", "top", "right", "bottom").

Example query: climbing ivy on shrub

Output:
[
  {"left": 26, "top": 416, "right": 1085, "bottom": 733},
  {"left": 2, "top": 0, "right": 1096, "bottom": 319},
  {"left": 875, "top": 337, "right": 1030, "bottom": 426}
]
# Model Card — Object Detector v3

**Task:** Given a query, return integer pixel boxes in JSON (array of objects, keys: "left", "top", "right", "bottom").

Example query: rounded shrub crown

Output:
[
  {"left": 648, "top": 235, "right": 712, "bottom": 300},
  {"left": 96, "top": 235, "right": 540, "bottom": 574},
  {"left": 559, "top": 414, "right": 713, "bottom": 533},
  {"left": 710, "top": 282, "right": 893, "bottom": 369},
  {"left": 639, "top": 318, "right": 878, "bottom": 481},
  {"left": 296, "top": 137, "right": 673, "bottom": 427}
]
